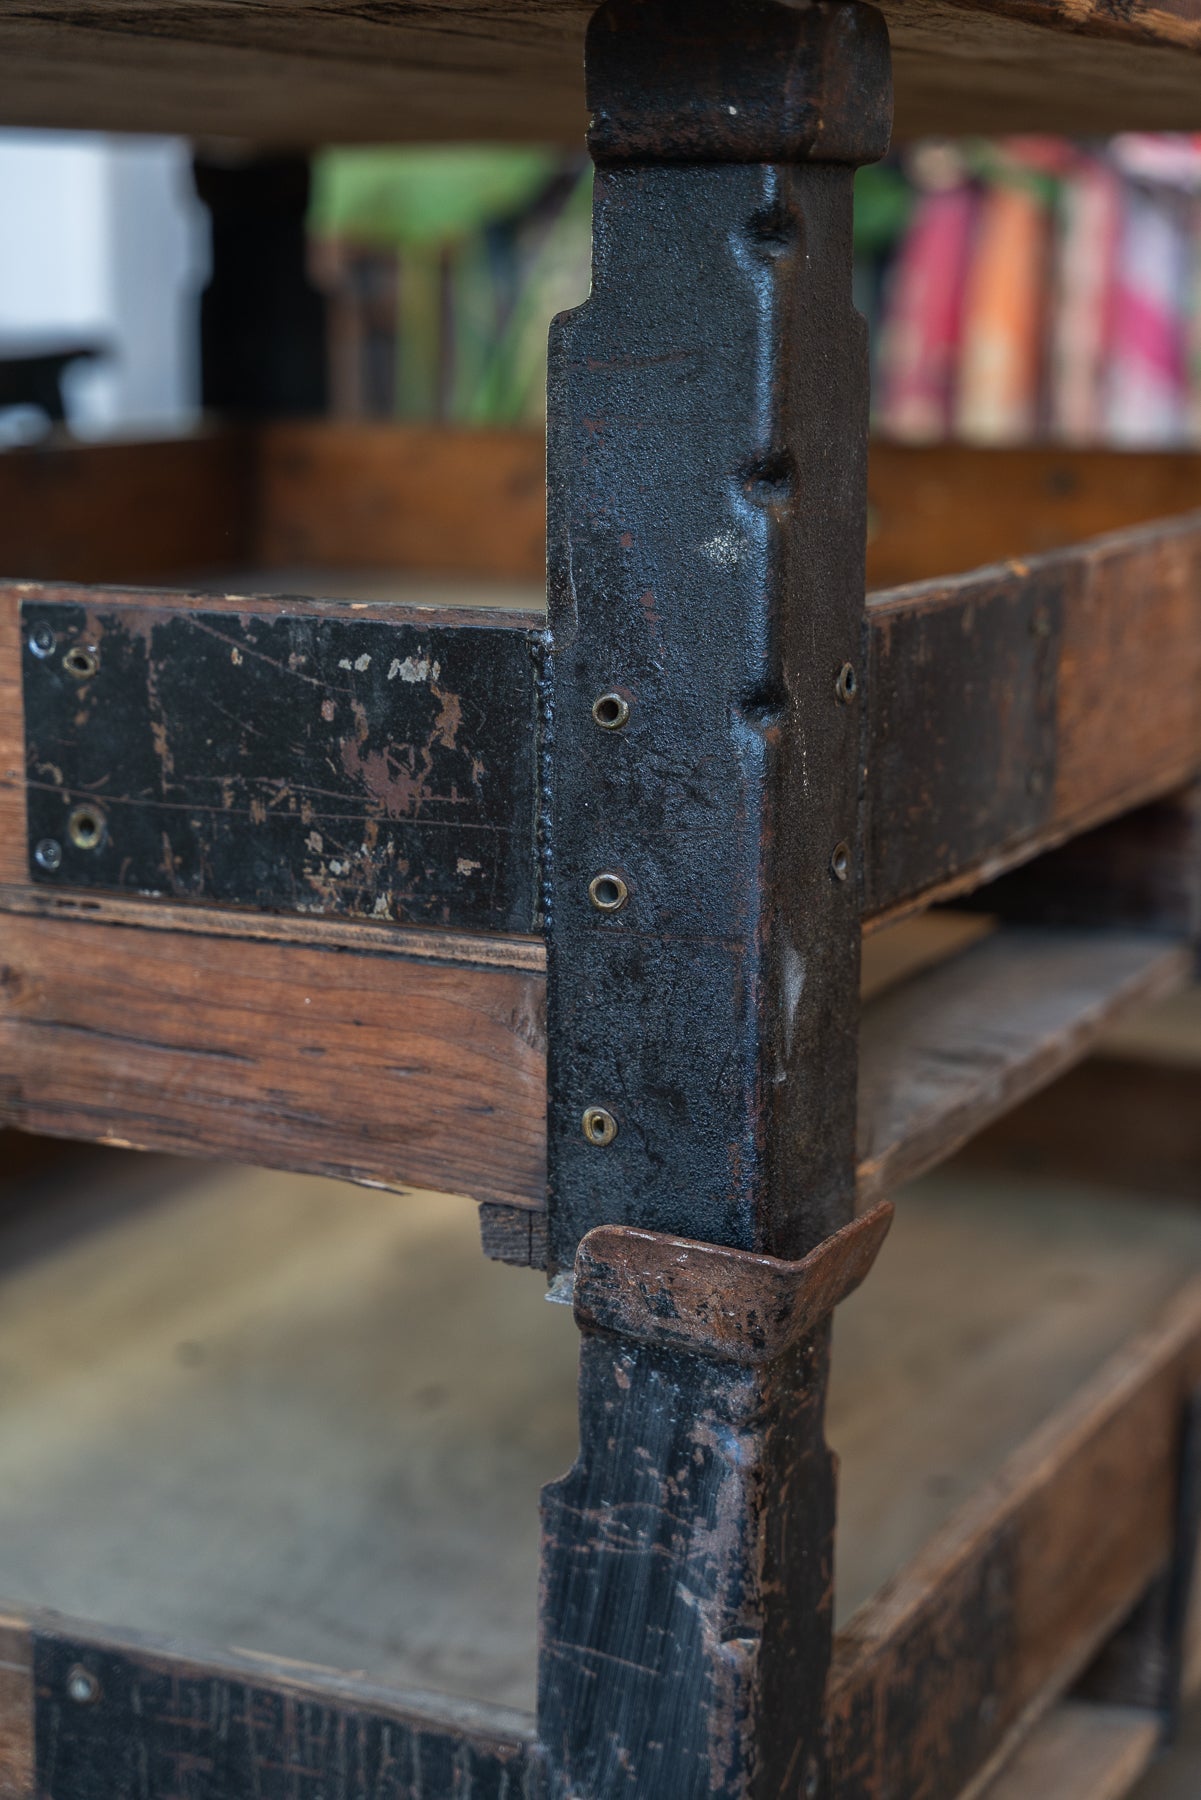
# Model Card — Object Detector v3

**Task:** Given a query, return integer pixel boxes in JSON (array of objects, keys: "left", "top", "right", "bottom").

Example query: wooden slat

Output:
[
  {"left": 856, "top": 928, "right": 1193, "bottom": 1209},
  {"left": 977, "top": 1702, "right": 1158, "bottom": 1800},
  {"left": 0, "top": 1615, "right": 31, "bottom": 1800},
  {"left": 828, "top": 1275, "right": 1201, "bottom": 1800},
  {"left": 0, "top": 1607, "right": 537, "bottom": 1800},
  {"left": 0, "top": 0, "right": 1199, "bottom": 144},
  {"left": 864, "top": 516, "right": 1201, "bottom": 922},
  {"left": 957, "top": 1055, "right": 1201, "bottom": 1203},
  {"left": 0, "top": 432, "right": 252, "bottom": 589},
  {"left": 256, "top": 420, "right": 547, "bottom": 583},
  {"left": 866, "top": 443, "right": 1201, "bottom": 590},
  {"left": 0, "top": 909, "right": 547, "bottom": 1212}
]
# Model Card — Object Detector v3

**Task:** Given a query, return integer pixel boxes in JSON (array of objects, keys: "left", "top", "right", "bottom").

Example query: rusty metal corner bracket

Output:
[{"left": 572, "top": 1199, "right": 893, "bottom": 1362}]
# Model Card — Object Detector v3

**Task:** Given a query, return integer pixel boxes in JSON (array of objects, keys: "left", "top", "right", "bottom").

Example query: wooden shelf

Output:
[
  {"left": 0, "top": 0, "right": 1199, "bottom": 143},
  {"left": 856, "top": 927, "right": 1193, "bottom": 1208},
  {"left": 1, "top": 1143, "right": 1200, "bottom": 1719}
]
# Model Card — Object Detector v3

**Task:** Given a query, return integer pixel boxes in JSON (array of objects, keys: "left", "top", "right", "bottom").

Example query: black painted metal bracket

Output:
[
  {"left": 543, "top": 0, "right": 892, "bottom": 1276},
  {"left": 21, "top": 595, "right": 542, "bottom": 935}
]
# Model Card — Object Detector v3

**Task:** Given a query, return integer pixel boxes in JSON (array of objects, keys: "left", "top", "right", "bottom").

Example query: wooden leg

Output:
[{"left": 539, "top": 1209, "right": 891, "bottom": 1800}]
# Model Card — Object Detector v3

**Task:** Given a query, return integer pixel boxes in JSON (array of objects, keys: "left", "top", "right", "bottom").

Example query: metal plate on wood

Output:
[
  {"left": 34, "top": 1630, "right": 541, "bottom": 1799},
  {"left": 22, "top": 599, "right": 542, "bottom": 934}
]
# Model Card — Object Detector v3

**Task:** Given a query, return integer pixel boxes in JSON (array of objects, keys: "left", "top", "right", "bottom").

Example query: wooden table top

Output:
[{"left": 0, "top": 0, "right": 1199, "bottom": 145}]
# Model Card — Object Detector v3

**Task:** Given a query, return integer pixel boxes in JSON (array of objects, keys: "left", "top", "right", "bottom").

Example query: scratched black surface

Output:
[
  {"left": 22, "top": 600, "right": 542, "bottom": 933},
  {"left": 34, "top": 1631, "right": 543, "bottom": 1800}
]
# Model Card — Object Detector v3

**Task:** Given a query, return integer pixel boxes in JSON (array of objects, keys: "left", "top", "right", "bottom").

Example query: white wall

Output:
[{"left": 0, "top": 131, "right": 207, "bottom": 439}]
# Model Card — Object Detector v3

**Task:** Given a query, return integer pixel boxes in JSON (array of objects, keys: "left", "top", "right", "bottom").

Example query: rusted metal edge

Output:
[{"left": 572, "top": 1200, "right": 893, "bottom": 1362}]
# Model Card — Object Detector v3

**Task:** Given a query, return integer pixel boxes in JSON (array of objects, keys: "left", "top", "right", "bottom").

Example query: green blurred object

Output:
[
  {"left": 311, "top": 147, "right": 563, "bottom": 250},
  {"left": 854, "top": 164, "right": 913, "bottom": 254}
]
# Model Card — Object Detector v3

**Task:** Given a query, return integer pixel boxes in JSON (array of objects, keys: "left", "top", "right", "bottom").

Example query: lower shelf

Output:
[{"left": 2, "top": 1127, "right": 1201, "bottom": 1718}]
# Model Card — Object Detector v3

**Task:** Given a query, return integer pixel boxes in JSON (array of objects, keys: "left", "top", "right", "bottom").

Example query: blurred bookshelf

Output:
[{"left": 308, "top": 136, "right": 1201, "bottom": 449}]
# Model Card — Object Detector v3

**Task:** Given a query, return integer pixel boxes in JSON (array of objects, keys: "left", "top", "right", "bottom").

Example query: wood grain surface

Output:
[
  {"left": 0, "top": 911, "right": 547, "bottom": 1210},
  {"left": 0, "top": 0, "right": 1199, "bottom": 142},
  {"left": 828, "top": 1275, "right": 1201, "bottom": 1799}
]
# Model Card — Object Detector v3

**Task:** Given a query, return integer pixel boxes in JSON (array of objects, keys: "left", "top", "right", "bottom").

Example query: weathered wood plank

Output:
[
  {"left": 0, "top": 911, "right": 547, "bottom": 1211},
  {"left": 864, "top": 517, "right": 1201, "bottom": 922},
  {"left": 0, "top": 0, "right": 1200, "bottom": 143},
  {"left": 8, "top": 1610, "right": 541, "bottom": 1800},
  {"left": 957, "top": 1055, "right": 1201, "bottom": 1202},
  {"left": 856, "top": 928, "right": 1192, "bottom": 1209},
  {"left": 828, "top": 1276, "right": 1201, "bottom": 1800},
  {"left": 977, "top": 1702, "right": 1158, "bottom": 1800},
  {"left": 257, "top": 421, "right": 547, "bottom": 583},
  {"left": 0, "top": 433, "right": 253, "bottom": 589},
  {"left": 0, "top": 1615, "right": 31, "bottom": 1800}
]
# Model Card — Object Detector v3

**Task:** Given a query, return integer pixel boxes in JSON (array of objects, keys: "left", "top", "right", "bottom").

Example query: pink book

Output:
[
  {"left": 955, "top": 177, "right": 1049, "bottom": 445},
  {"left": 875, "top": 181, "right": 975, "bottom": 442},
  {"left": 1048, "top": 157, "right": 1121, "bottom": 443},
  {"left": 1105, "top": 181, "right": 1191, "bottom": 446}
]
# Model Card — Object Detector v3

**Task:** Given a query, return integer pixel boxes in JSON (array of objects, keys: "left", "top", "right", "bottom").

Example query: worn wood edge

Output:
[
  {"left": 2, "top": 577, "right": 546, "bottom": 636},
  {"left": 970, "top": 1701, "right": 1159, "bottom": 1800},
  {"left": 855, "top": 931, "right": 1193, "bottom": 1208},
  {"left": 0, "top": 1614, "right": 32, "bottom": 1800},
  {"left": 829, "top": 1274, "right": 1201, "bottom": 1785},
  {"left": 0, "top": 885, "right": 545, "bottom": 975},
  {"left": 0, "top": 1603, "right": 538, "bottom": 1797}
]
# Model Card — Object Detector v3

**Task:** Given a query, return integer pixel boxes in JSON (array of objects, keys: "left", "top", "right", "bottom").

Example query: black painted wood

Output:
[
  {"left": 34, "top": 1627, "right": 542, "bottom": 1800},
  {"left": 22, "top": 596, "right": 542, "bottom": 933},
  {"left": 543, "top": 0, "right": 890, "bottom": 1277}
]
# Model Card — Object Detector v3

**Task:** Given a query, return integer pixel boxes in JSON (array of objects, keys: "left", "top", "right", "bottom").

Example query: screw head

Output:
[
  {"left": 34, "top": 837, "right": 63, "bottom": 873},
  {"left": 588, "top": 871, "right": 629, "bottom": 913},
  {"left": 592, "top": 691, "right": 630, "bottom": 731},
  {"left": 66, "top": 1664, "right": 100, "bottom": 1705},
  {"left": 835, "top": 661, "right": 857, "bottom": 704},
  {"left": 28, "top": 624, "right": 55, "bottom": 658},
  {"left": 830, "top": 841, "right": 850, "bottom": 883},
  {"left": 582, "top": 1106, "right": 618, "bottom": 1147}
]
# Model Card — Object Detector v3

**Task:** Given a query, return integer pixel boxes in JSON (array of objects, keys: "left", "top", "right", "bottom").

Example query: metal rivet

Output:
[
  {"left": 66, "top": 1664, "right": 100, "bottom": 1706},
  {"left": 34, "top": 838, "right": 62, "bottom": 873},
  {"left": 589, "top": 872, "right": 629, "bottom": 913},
  {"left": 592, "top": 691, "right": 630, "bottom": 731},
  {"left": 68, "top": 805, "right": 106, "bottom": 852},
  {"left": 835, "top": 662, "right": 857, "bottom": 704},
  {"left": 63, "top": 644, "right": 99, "bottom": 680},
  {"left": 29, "top": 624, "right": 55, "bottom": 658},
  {"left": 804, "top": 1758, "right": 821, "bottom": 1800},
  {"left": 830, "top": 841, "right": 850, "bottom": 882},
  {"left": 582, "top": 1106, "right": 618, "bottom": 1147}
]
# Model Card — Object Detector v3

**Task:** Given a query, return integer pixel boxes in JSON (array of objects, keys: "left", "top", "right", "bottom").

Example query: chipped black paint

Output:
[
  {"left": 22, "top": 597, "right": 542, "bottom": 934},
  {"left": 544, "top": 0, "right": 890, "bottom": 1276},
  {"left": 34, "top": 1629, "right": 542, "bottom": 1800}
]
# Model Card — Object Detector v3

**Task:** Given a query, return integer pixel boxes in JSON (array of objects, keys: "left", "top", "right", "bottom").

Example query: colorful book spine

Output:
[
  {"left": 874, "top": 180, "right": 975, "bottom": 442},
  {"left": 1048, "top": 157, "right": 1121, "bottom": 443},
  {"left": 954, "top": 176, "right": 1049, "bottom": 444},
  {"left": 1104, "top": 181, "right": 1191, "bottom": 446}
]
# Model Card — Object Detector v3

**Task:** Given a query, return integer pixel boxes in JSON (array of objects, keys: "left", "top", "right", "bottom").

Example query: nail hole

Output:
[
  {"left": 582, "top": 1106, "right": 618, "bottom": 1147},
  {"left": 68, "top": 805, "right": 106, "bottom": 852},
  {"left": 835, "top": 662, "right": 857, "bottom": 704},
  {"left": 592, "top": 691, "right": 630, "bottom": 731},
  {"left": 66, "top": 1664, "right": 100, "bottom": 1706},
  {"left": 63, "top": 645, "right": 99, "bottom": 680},
  {"left": 830, "top": 841, "right": 850, "bottom": 883},
  {"left": 589, "top": 872, "right": 629, "bottom": 913}
]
